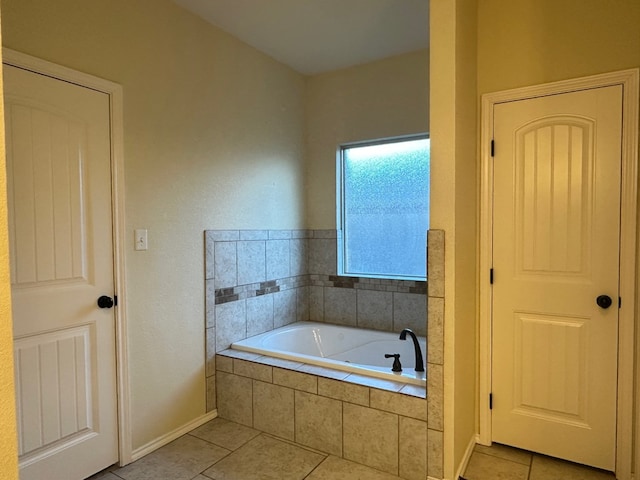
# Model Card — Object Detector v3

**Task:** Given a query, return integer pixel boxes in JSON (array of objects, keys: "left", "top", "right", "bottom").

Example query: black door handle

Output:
[
  {"left": 596, "top": 295, "right": 612, "bottom": 309},
  {"left": 97, "top": 295, "right": 114, "bottom": 309}
]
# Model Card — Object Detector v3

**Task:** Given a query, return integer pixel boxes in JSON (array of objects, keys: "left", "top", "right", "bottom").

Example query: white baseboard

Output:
[
  {"left": 454, "top": 434, "right": 477, "bottom": 479},
  {"left": 127, "top": 410, "right": 218, "bottom": 464}
]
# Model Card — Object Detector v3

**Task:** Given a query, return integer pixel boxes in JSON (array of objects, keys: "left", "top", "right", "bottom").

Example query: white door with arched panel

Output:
[
  {"left": 5, "top": 63, "right": 119, "bottom": 480},
  {"left": 491, "top": 85, "right": 622, "bottom": 470}
]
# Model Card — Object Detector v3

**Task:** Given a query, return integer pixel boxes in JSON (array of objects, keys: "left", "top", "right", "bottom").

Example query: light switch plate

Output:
[{"left": 134, "top": 229, "right": 148, "bottom": 251}]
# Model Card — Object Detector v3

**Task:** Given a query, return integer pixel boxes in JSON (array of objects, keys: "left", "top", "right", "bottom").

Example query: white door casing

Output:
[
  {"left": 2, "top": 49, "right": 131, "bottom": 474},
  {"left": 492, "top": 86, "right": 620, "bottom": 470},
  {"left": 479, "top": 70, "right": 639, "bottom": 479}
]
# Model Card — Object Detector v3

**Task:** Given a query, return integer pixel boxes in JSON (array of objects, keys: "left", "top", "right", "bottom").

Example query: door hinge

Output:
[
  {"left": 490, "top": 139, "right": 495, "bottom": 157},
  {"left": 619, "top": 297, "right": 622, "bottom": 308},
  {"left": 114, "top": 295, "right": 118, "bottom": 307},
  {"left": 489, "top": 393, "right": 493, "bottom": 410},
  {"left": 490, "top": 268, "right": 494, "bottom": 284}
]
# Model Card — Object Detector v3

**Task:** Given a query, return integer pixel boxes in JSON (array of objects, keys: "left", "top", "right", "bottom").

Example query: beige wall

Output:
[
  {"left": 452, "top": 0, "right": 478, "bottom": 474},
  {"left": 473, "top": 1, "right": 640, "bottom": 477},
  {"left": 433, "top": 0, "right": 640, "bottom": 476},
  {"left": 477, "top": 0, "right": 640, "bottom": 94},
  {"left": 305, "top": 50, "right": 429, "bottom": 228},
  {"left": 429, "top": 0, "right": 478, "bottom": 477},
  {"left": 0, "top": 22, "right": 19, "bottom": 478},
  {"left": 1, "top": 0, "right": 306, "bottom": 450},
  {"left": 0, "top": 0, "right": 428, "bottom": 459},
  {"left": 430, "top": 0, "right": 640, "bottom": 477}
]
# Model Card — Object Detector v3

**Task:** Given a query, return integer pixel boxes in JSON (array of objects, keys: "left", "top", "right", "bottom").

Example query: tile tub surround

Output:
[
  {"left": 204, "top": 229, "right": 427, "bottom": 404},
  {"left": 426, "top": 229, "right": 444, "bottom": 479},
  {"left": 204, "top": 228, "right": 443, "bottom": 478},
  {"left": 206, "top": 229, "right": 427, "bottom": 333},
  {"left": 216, "top": 349, "right": 427, "bottom": 480}
]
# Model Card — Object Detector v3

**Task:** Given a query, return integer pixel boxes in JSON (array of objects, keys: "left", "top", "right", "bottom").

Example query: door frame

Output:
[
  {"left": 3, "top": 49, "right": 133, "bottom": 466},
  {"left": 479, "top": 69, "right": 639, "bottom": 478}
]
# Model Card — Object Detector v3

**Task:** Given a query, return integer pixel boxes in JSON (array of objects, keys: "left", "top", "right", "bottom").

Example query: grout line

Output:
[
  {"left": 260, "top": 431, "right": 327, "bottom": 456},
  {"left": 303, "top": 455, "right": 331, "bottom": 479},
  {"left": 473, "top": 451, "right": 529, "bottom": 469},
  {"left": 341, "top": 398, "right": 345, "bottom": 459},
  {"left": 396, "top": 414, "right": 400, "bottom": 476},
  {"left": 293, "top": 387, "right": 297, "bottom": 445}
]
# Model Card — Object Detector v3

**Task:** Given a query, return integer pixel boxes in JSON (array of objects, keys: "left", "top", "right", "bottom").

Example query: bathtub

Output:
[{"left": 231, "top": 321, "right": 427, "bottom": 386}]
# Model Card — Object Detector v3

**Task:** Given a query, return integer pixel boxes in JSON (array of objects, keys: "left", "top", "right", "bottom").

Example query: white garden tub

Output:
[{"left": 232, "top": 321, "right": 427, "bottom": 386}]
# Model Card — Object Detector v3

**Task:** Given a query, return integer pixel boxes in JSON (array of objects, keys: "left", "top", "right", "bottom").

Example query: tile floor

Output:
[
  {"left": 88, "top": 418, "right": 617, "bottom": 480},
  {"left": 462, "top": 443, "right": 616, "bottom": 480},
  {"left": 88, "top": 417, "right": 406, "bottom": 480}
]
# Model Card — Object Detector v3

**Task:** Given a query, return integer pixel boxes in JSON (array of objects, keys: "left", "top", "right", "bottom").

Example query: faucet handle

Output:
[{"left": 384, "top": 353, "right": 402, "bottom": 372}]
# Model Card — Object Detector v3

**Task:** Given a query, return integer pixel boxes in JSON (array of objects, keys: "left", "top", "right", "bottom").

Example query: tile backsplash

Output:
[{"left": 204, "top": 229, "right": 428, "bottom": 410}]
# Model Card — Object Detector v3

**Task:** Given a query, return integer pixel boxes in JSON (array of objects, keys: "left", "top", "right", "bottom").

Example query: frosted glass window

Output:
[{"left": 338, "top": 136, "right": 430, "bottom": 280}]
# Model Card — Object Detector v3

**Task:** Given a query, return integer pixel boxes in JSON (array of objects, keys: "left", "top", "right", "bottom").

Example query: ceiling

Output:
[{"left": 172, "top": 0, "right": 429, "bottom": 75}]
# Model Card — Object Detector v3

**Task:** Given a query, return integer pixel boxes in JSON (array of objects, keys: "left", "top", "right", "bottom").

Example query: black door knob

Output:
[
  {"left": 97, "top": 295, "right": 114, "bottom": 309},
  {"left": 596, "top": 295, "right": 613, "bottom": 309}
]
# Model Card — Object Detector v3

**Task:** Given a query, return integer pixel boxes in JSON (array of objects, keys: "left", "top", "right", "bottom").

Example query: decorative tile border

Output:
[{"left": 214, "top": 274, "right": 426, "bottom": 305}]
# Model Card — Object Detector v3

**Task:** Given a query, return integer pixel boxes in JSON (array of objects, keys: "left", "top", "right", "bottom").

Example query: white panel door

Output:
[
  {"left": 492, "top": 85, "right": 621, "bottom": 470},
  {"left": 4, "top": 64, "right": 118, "bottom": 479}
]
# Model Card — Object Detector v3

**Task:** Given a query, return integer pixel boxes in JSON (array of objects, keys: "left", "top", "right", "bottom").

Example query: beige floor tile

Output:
[
  {"left": 529, "top": 455, "right": 616, "bottom": 480},
  {"left": 85, "top": 471, "right": 121, "bottom": 480},
  {"left": 464, "top": 451, "right": 529, "bottom": 480},
  {"left": 306, "top": 455, "right": 403, "bottom": 480},
  {"left": 189, "top": 417, "right": 260, "bottom": 451},
  {"left": 203, "top": 434, "right": 325, "bottom": 480},
  {"left": 113, "top": 434, "right": 230, "bottom": 480},
  {"left": 473, "top": 443, "right": 532, "bottom": 466}
]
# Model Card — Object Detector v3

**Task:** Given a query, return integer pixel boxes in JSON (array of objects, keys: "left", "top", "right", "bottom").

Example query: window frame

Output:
[{"left": 336, "top": 133, "right": 430, "bottom": 281}]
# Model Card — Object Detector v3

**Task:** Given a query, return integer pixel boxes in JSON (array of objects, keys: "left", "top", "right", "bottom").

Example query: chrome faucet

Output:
[{"left": 399, "top": 328, "right": 424, "bottom": 372}]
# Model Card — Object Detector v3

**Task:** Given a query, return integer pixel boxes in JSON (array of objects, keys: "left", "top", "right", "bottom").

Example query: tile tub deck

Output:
[{"left": 215, "top": 348, "right": 431, "bottom": 480}]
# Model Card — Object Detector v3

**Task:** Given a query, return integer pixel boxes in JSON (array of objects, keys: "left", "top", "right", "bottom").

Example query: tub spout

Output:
[{"left": 399, "top": 328, "right": 425, "bottom": 372}]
